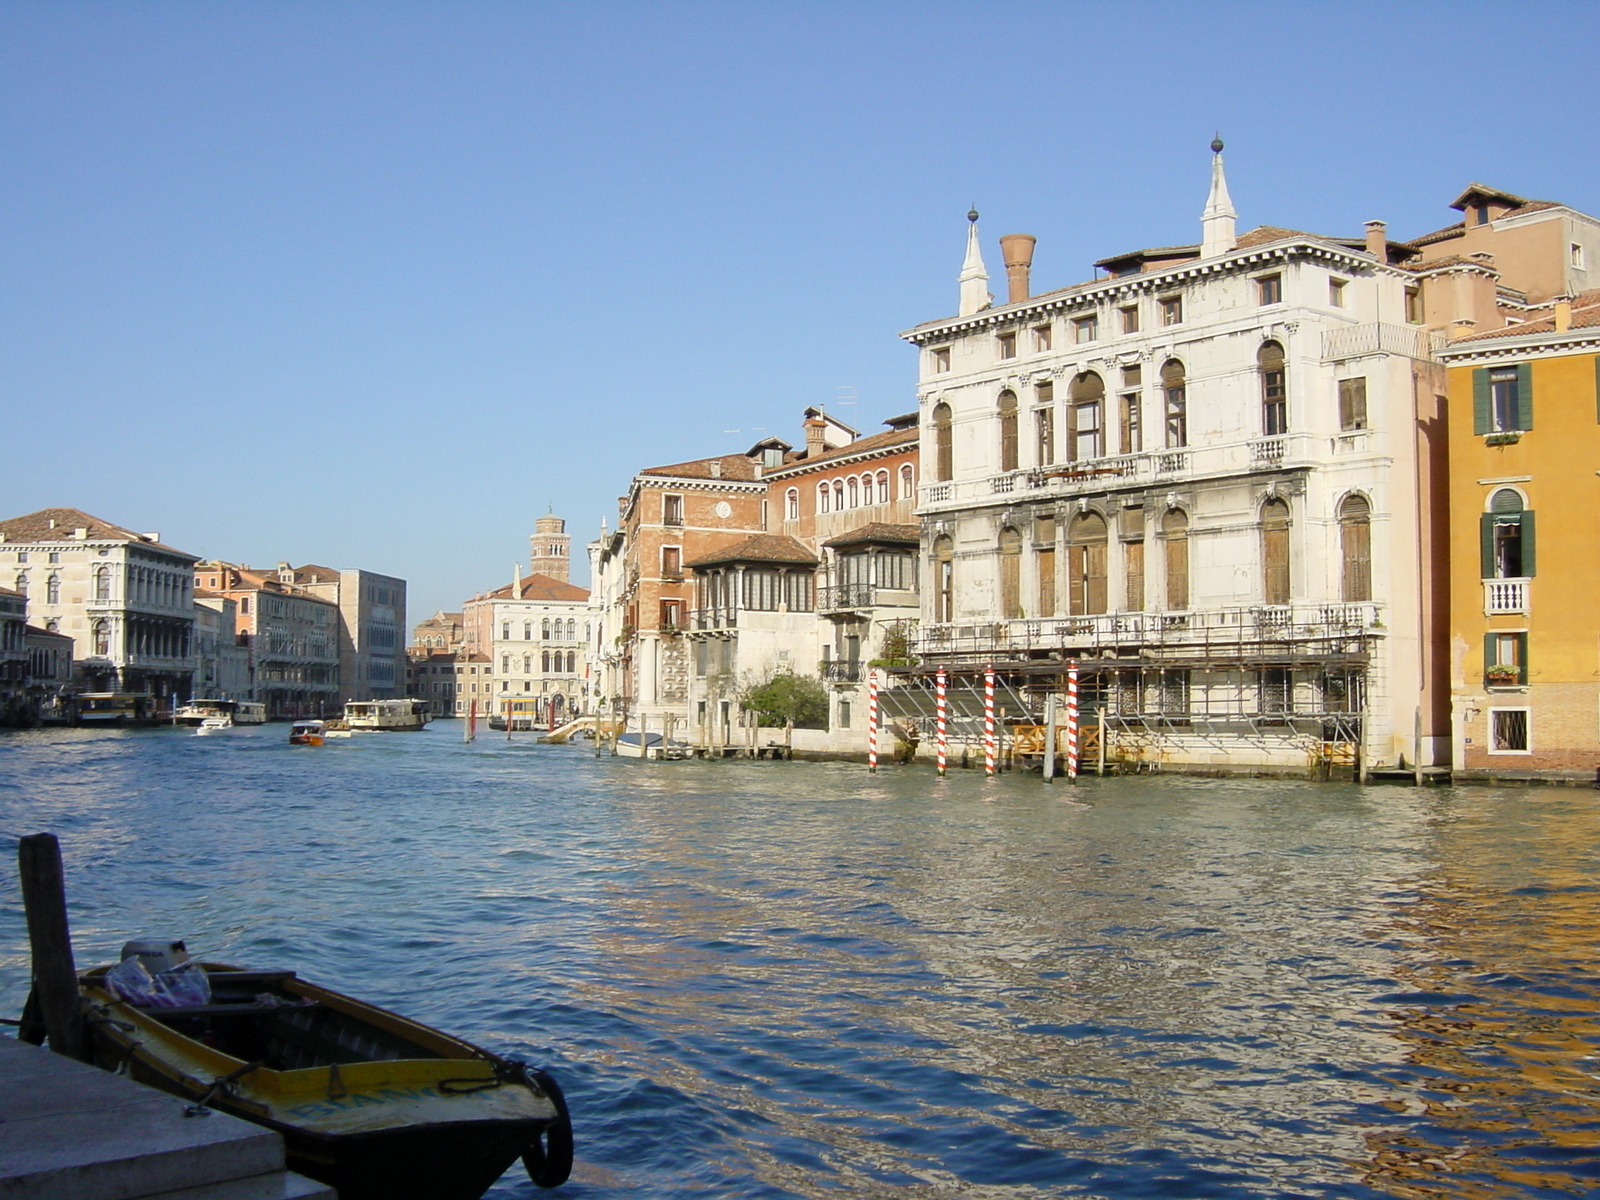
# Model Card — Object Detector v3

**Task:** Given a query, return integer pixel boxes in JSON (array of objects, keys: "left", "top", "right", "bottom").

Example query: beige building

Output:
[
  {"left": 0, "top": 507, "right": 198, "bottom": 704},
  {"left": 269, "top": 564, "right": 407, "bottom": 703},
  {"left": 194, "top": 562, "right": 341, "bottom": 719}
]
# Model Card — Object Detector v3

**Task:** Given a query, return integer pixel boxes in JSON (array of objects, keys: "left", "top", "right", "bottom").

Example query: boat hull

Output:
[{"left": 79, "top": 964, "right": 569, "bottom": 1200}]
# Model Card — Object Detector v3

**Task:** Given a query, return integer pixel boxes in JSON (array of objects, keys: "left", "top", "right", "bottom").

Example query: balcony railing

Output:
[
  {"left": 820, "top": 661, "right": 863, "bottom": 683},
  {"left": 917, "top": 602, "right": 1382, "bottom": 662},
  {"left": 1321, "top": 322, "right": 1441, "bottom": 362},
  {"left": 1250, "top": 438, "right": 1286, "bottom": 465},
  {"left": 1484, "top": 579, "right": 1528, "bottom": 615},
  {"left": 690, "top": 606, "right": 738, "bottom": 631},
  {"left": 819, "top": 583, "right": 877, "bottom": 611}
]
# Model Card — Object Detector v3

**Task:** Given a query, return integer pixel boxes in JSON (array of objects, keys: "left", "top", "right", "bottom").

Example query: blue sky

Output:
[{"left": 4, "top": 1, "right": 1597, "bottom": 622}]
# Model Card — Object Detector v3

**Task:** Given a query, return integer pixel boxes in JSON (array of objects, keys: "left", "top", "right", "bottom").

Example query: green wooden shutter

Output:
[
  {"left": 1517, "top": 631, "right": 1529, "bottom": 685},
  {"left": 1520, "top": 510, "right": 1535, "bottom": 576},
  {"left": 1480, "top": 513, "right": 1496, "bottom": 578},
  {"left": 1515, "top": 362, "right": 1533, "bottom": 430},
  {"left": 1473, "top": 368, "right": 1491, "bottom": 434},
  {"left": 1483, "top": 632, "right": 1496, "bottom": 677}
]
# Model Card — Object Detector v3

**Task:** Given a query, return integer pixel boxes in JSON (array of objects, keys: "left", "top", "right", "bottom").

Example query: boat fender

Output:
[{"left": 518, "top": 1066, "right": 574, "bottom": 1189}]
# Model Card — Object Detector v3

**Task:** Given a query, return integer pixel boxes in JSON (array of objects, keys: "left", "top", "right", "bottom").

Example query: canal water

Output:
[{"left": 3, "top": 726, "right": 1600, "bottom": 1199}]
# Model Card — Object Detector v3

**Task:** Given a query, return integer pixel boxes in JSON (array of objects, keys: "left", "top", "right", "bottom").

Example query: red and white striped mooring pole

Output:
[
  {"left": 984, "top": 666, "right": 996, "bottom": 776},
  {"left": 1065, "top": 658, "right": 1080, "bottom": 781},
  {"left": 867, "top": 669, "right": 879, "bottom": 773},
  {"left": 935, "top": 668, "right": 948, "bottom": 777}
]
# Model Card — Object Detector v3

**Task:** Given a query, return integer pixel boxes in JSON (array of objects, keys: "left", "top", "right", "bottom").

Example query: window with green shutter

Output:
[
  {"left": 1476, "top": 364, "right": 1533, "bottom": 434},
  {"left": 1484, "top": 630, "right": 1528, "bottom": 686},
  {"left": 1481, "top": 490, "right": 1534, "bottom": 578}
]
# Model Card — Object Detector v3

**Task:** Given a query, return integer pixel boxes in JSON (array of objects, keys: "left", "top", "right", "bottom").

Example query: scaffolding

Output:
[{"left": 887, "top": 603, "right": 1376, "bottom": 778}]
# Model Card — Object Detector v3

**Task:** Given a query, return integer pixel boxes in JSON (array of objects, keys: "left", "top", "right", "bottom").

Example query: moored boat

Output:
[
  {"left": 615, "top": 731, "right": 688, "bottom": 760},
  {"left": 195, "top": 716, "right": 232, "bottom": 735},
  {"left": 77, "top": 957, "right": 572, "bottom": 1200},
  {"left": 289, "top": 719, "right": 326, "bottom": 746}
]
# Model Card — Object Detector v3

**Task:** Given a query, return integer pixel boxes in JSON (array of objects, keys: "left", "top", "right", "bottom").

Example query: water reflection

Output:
[{"left": 2, "top": 728, "right": 1599, "bottom": 1197}]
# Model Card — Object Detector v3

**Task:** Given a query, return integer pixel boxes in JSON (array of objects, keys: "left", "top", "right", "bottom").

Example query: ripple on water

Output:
[{"left": 5, "top": 728, "right": 1600, "bottom": 1196}]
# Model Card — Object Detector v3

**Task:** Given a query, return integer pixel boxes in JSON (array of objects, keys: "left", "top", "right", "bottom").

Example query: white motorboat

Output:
[
  {"left": 194, "top": 717, "right": 231, "bottom": 735},
  {"left": 615, "top": 731, "right": 688, "bottom": 760}
]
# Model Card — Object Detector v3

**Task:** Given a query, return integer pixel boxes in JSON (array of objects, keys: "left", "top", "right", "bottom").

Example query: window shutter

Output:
[
  {"left": 1520, "top": 510, "right": 1535, "bottom": 576},
  {"left": 1479, "top": 513, "right": 1496, "bottom": 579},
  {"left": 1483, "top": 632, "right": 1495, "bottom": 677},
  {"left": 1472, "top": 368, "right": 1490, "bottom": 435},
  {"left": 1515, "top": 362, "right": 1533, "bottom": 430},
  {"left": 1517, "top": 631, "right": 1530, "bottom": 685}
]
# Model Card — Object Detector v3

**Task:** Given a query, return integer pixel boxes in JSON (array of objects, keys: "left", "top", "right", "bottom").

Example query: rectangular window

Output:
[
  {"left": 1124, "top": 539, "right": 1144, "bottom": 611},
  {"left": 1572, "top": 243, "right": 1585, "bottom": 270},
  {"left": 1485, "top": 631, "right": 1528, "bottom": 686},
  {"left": 660, "top": 599, "right": 682, "bottom": 630},
  {"left": 1159, "top": 669, "right": 1191, "bottom": 723},
  {"left": 1258, "top": 668, "right": 1292, "bottom": 720},
  {"left": 1036, "top": 547, "right": 1056, "bottom": 617},
  {"left": 1405, "top": 288, "right": 1423, "bottom": 324},
  {"left": 1338, "top": 378, "right": 1368, "bottom": 431},
  {"left": 1165, "top": 385, "right": 1187, "bottom": 448},
  {"left": 1490, "top": 369, "right": 1520, "bottom": 432},
  {"left": 1119, "top": 305, "right": 1139, "bottom": 334},
  {"left": 1074, "top": 401, "right": 1103, "bottom": 460},
  {"left": 997, "top": 332, "right": 1017, "bottom": 359},
  {"left": 663, "top": 494, "right": 684, "bottom": 525},
  {"left": 1473, "top": 364, "right": 1533, "bottom": 434},
  {"left": 1489, "top": 708, "right": 1529, "bottom": 753},
  {"left": 1033, "top": 325, "right": 1052, "bottom": 352},
  {"left": 931, "top": 347, "right": 951, "bottom": 372},
  {"left": 1073, "top": 315, "right": 1098, "bottom": 344},
  {"left": 1160, "top": 296, "right": 1183, "bottom": 326},
  {"left": 661, "top": 546, "right": 681, "bottom": 576},
  {"left": 1120, "top": 393, "right": 1141, "bottom": 454},
  {"left": 1328, "top": 278, "right": 1347, "bottom": 308},
  {"left": 1035, "top": 407, "right": 1054, "bottom": 466},
  {"left": 837, "top": 700, "right": 851, "bottom": 729},
  {"left": 1257, "top": 275, "right": 1282, "bottom": 305}
]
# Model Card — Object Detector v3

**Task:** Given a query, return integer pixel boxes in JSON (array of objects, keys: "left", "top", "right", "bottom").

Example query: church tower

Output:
[{"left": 530, "top": 513, "right": 570, "bottom": 583}]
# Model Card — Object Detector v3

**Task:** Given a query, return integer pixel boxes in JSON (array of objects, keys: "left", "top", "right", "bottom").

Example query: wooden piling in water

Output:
[{"left": 18, "top": 833, "right": 91, "bottom": 1062}]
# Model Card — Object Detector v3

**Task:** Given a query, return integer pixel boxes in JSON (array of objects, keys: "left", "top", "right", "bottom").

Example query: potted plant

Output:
[{"left": 1485, "top": 664, "right": 1521, "bottom": 685}]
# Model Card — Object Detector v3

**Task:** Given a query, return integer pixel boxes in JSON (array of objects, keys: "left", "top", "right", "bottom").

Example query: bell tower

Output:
[{"left": 530, "top": 513, "right": 570, "bottom": 583}]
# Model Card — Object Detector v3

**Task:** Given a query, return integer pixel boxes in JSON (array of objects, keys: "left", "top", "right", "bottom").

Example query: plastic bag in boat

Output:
[{"left": 106, "top": 957, "right": 212, "bottom": 1007}]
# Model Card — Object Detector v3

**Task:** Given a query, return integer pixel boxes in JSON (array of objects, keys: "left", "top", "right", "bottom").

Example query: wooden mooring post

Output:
[{"left": 18, "top": 833, "right": 91, "bottom": 1062}]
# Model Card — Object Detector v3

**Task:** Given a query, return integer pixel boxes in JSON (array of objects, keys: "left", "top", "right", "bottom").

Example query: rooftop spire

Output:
[
  {"left": 1200, "top": 135, "right": 1237, "bottom": 258},
  {"left": 958, "top": 205, "right": 991, "bottom": 316}
]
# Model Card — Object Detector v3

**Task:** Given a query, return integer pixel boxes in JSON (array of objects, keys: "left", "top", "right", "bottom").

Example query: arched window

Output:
[
  {"left": 818, "top": 482, "right": 830, "bottom": 514},
  {"left": 998, "top": 391, "right": 1019, "bottom": 472},
  {"left": 92, "top": 619, "right": 110, "bottom": 656},
  {"left": 900, "top": 464, "right": 914, "bottom": 498},
  {"left": 566, "top": 651, "right": 576, "bottom": 673},
  {"left": 1067, "top": 512, "right": 1109, "bottom": 615},
  {"left": 1482, "top": 488, "right": 1534, "bottom": 579},
  {"left": 1261, "top": 498, "right": 1291, "bottom": 605},
  {"left": 933, "top": 402, "right": 954, "bottom": 481},
  {"left": 1339, "top": 494, "right": 1371, "bottom": 601},
  {"left": 1161, "top": 509, "right": 1190, "bottom": 610},
  {"left": 833, "top": 481, "right": 845, "bottom": 511},
  {"left": 876, "top": 470, "right": 890, "bottom": 503},
  {"left": 542, "top": 650, "right": 551, "bottom": 672},
  {"left": 540, "top": 618, "right": 550, "bottom": 639},
  {"left": 13, "top": 572, "right": 27, "bottom": 596},
  {"left": 1259, "top": 341, "right": 1287, "bottom": 435},
  {"left": 94, "top": 565, "right": 111, "bottom": 601},
  {"left": 566, "top": 619, "right": 577, "bottom": 639},
  {"left": 785, "top": 488, "right": 799, "bottom": 521},
  {"left": 45, "top": 619, "right": 58, "bottom": 633},
  {"left": 1162, "top": 360, "right": 1188, "bottom": 448},
  {"left": 933, "top": 535, "right": 955, "bottom": 623},
  {"left": 860, "top": 474, "right": 874, "bottom": 507},
  {"left": 847, "top": 476, "right": 860, "bottom": 508},
  {"left": 1070, "top": 372, "right": 1105, "bottom": 461},
  {"left": 999, "top": 526, "right": 1023, "bottom": 619}
]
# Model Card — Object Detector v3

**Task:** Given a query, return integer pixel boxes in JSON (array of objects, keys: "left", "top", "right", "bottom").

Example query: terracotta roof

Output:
[
  {"left": 1093, "top": 244, "right": 1202, "bottom": 270},
  {"left": 685, "top": 534, "right": 818, "bottom": 569},
  {"left": 640, "top": 454, "right": 759, "bottom": 482},
  {"left": 822, "top": 523, "right": 920, "bottom": 549},
  {"left": 0, "top": 586, "right": 20, "bottom": 598},
  {"left": 1451, "top": 291, "right": 1600, "bottom": 342},
  {"left": 0, "top": 508, "right": 195, "bottom": 557},
  {"left": 289, "top": 564, "right": 341, "bottom": 583},
  {"left": 482, "top": 573, "right": 590, "bottom": 602},
  {"left": 25, "top": 624, "right": 73, "bottom": 644},
  {"left": 772, "top": 427, "right": 917, "bottom": 477}
]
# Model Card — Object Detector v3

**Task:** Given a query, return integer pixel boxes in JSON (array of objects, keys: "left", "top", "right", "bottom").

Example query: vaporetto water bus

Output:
[
  {"left": 344, "top": 699, "right": 431, "bottom": 732},
  {"left": 174, "top": 698, "right": 268, "bottom": 726}
]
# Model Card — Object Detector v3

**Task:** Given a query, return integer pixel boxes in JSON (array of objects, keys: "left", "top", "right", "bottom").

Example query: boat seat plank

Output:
[{"left": 134, "top": 1002, "right": 322, "bottom": 1019}]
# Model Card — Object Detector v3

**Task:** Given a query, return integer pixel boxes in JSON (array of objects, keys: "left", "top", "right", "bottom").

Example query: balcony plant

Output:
[{"left": 1484, "top": 663, "right": 1522, "bottom": 686}]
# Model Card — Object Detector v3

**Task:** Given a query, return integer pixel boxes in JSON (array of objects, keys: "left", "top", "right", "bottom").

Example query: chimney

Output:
[
  {"left": 47, "top": 518, "right": 56, "bottom": 529},
  {"left": 708, "top": 460, "right": 722, "bottom": 479},
  {"left": 1554, "top": 295, "right": 1573, "bottom": 332},
  {"left": 999, "top": 234, "right": 1036, "bottom": 304},
  {"left": 143, "top": 533, "right": 161, "bottom": 544},
  {"left": 73, "top": 528, "right": 87, "bottom": 540},
  {"left": 804, "top": 414, "right": 827, "bottom": 458},
  {"left": 1364, "top": 220, "right": 1388, "bottom": 263}
]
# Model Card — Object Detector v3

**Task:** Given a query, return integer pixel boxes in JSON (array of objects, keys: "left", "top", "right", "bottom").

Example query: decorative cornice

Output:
[{"left": 1437, "top": 328, "right": 1600, "bottom": 365}]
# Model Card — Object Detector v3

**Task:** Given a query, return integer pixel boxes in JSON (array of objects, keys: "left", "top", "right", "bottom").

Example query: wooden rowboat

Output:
[{"left": 78, "top": 962, "right": 572, "bottom": 1199}]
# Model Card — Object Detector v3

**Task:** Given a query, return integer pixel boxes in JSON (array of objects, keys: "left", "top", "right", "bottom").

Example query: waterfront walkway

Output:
[{"left": 0, "top": 1035, "right": 330, "bottom": 1199}]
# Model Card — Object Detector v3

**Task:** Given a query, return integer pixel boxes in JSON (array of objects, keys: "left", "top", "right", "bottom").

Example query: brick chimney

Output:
[
  {"left": 1364, "top": 220, "right": 1388, "bottom": 263},
  {"left": 999, "top": 234, "right": 1036, "bottom": 304},
  {"left": 804, "top": 414, "right": 827, "bottom": 458}
]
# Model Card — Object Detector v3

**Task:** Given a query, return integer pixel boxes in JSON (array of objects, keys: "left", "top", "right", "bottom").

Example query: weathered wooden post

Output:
[
  {"left": 18, "top": 833, "right": 91, "bottom": 1062},
  {"left": 1042, "top": 693, "right": 1057, "bottom": 783}
]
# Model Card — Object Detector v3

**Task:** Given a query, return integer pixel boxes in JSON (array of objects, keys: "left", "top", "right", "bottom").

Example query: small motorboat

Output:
[
  {"left": 77, "top": 953, "right": 572, "bottom": 1200},
  {"left": 615, "top": 731, "right": 688, "bottom": 760},
  {"left": 289, "top": 720, "right": 326, "bottom": 746},
  {"left": 322, "top": 719, "right": 354, "bottom": 739},
  {"left": 195, "top": 716, "right": 232, "bottom": 735}
]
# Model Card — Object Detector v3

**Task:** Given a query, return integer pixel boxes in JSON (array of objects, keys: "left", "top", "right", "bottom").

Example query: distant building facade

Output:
[
  {"left": 266, "top": 564, "right": 406, "bottom": 704},
  {"left": 194, "top": 562, "right": 341, "bottom": 718},
  {"left": 0, "top": 508, "right": 197, "bottom": 704}
]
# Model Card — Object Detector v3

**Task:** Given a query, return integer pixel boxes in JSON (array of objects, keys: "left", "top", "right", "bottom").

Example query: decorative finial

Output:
[
  {"left": 967, "top": 205, "right": 979, "bottom": 223},
  {"left": 1210, "top": 133, "right": 1224, "bottom": 154}
]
